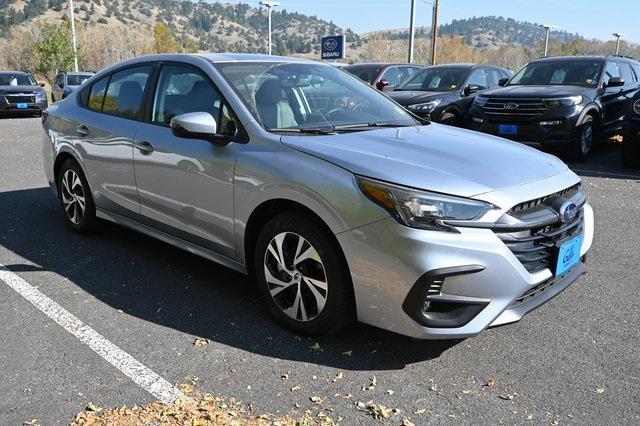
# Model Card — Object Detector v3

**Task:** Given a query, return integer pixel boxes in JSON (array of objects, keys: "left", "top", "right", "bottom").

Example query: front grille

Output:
[
  {"left": 510, "top": 184, "right": 580, "bottom": 214},
  {"left": 6, "top": 94, "right": 35, "bottom": 104},
  {"left": 482, "top": 97, "right": 549, "bottom": 117}
]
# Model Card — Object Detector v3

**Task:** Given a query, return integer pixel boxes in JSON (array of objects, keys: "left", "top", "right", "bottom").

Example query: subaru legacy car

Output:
[
  {"left": 0, "top": 71, "right": 48, "bottom": 116},
  {"left": 469, "top": 55, "right": 640, "bottom": 161},
  {"left": 42, "top": 54, "right": 593, "bottom": 339},
  {"left": 387, "top": 63, "right": 511, "bottom": 125},
  {"left": 51, "top": 71, "right": 95, "bottom": 102}
]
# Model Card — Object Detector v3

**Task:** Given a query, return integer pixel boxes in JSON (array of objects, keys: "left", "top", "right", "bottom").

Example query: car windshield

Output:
[
  {"left": 396, "top": 67, "right": 468, "bottom": 92},
  {"left": 508, "top": 61, "right": 603, "bottom": 87},
  {"left": 0, "top": 73, "right": 37, "bottom": 86},
  {"left": 342, "top": 64, "right": 384, "bottom": 84},
  {"left": 67, "top": 74, "right": 92, "bottom": 86},
  {"left": 216, "top": 62, "right": 418, "bottom": 132}
]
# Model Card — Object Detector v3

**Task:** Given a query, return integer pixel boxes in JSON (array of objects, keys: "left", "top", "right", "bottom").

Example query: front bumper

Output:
[
  {"left": 337, "top": 174, "right": 594, "bottom": 339},
  {"left": 467, "top": 106, "right": 581, "bottom": 151},
  {"left": 0, "top": 99, "right": 48, "bottom": 114}
]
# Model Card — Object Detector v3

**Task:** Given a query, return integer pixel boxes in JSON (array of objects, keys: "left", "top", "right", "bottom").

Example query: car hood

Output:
[
  {"left": 482, "top": 85, "right": 594, "bottom": 98},
  {"left": 387, "top": 90, "right": 449, "bottom": 106},
  {"left": 0, "top": 85, "right": 43, "bottom": 94},
  {"left": 281, "top": 124, "right": 567, "bottom": 197}
]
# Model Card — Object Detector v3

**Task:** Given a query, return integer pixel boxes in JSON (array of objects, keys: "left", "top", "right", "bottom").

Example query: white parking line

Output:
[{"left": 0, "top": 263, "right": 184, "bottom": 405}]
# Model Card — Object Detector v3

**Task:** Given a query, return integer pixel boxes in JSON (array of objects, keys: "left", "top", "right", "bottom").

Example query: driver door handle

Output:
[
  {"left": 134, "top": 140, "right": 155, "bottom": 155},
  {"left": 76, "top": 124, "right": 90, "bottom": 137}
]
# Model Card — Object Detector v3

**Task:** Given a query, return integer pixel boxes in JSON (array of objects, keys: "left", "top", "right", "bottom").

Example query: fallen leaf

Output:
[
  {"left": 309, "top": 342, "right": 321, "bottom": 351},
  {"left": 387, "top": 390, "right": 394, "bottom": 395},
  {"left": 22, "top": 420, "right": 40, "bottom": 426},
  {"left": 402, "top": 419, "right": 415, "bottom": 426},
  {"left": 194, "top": 338, "right": 210, "bottom": 347},
  {"left": 484, "top": 378, "right": 496, "bottom": 387},
  {"left": 596, "top": 388, "right": 605, "bottom": 394},
  {"left": 413, "top": 408, "right": 428, "bottom": 415},
  {"left": 290, "top": 385, "right": 301, "bottom": 392},
  {"left": 310, "top": 396, "right": 323, "bottom": 404},
  {"left": 86, "top": 402, "right": 102, "bottom": 412},
  {"left": 341, "top": 350, "right": 352, "bottom": 356},
  {"left": 280, "top": 373, "right": 289, "bottom": 380},
  {"left": 499, "top": 394, "right": 515, "bottom": 400}
]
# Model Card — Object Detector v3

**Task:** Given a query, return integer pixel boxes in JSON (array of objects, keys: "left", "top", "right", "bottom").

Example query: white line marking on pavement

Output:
[{"left": 0, "top": 263, "right": 184, "bottom": 405}]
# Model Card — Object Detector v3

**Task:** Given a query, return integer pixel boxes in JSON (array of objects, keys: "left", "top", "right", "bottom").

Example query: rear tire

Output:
[
  {"left": 440, "top": 110, "right": 458, "bottom": 126},
  {"left": 569, "top": 117, "right": 594, "bottom": 162},
  {"left": 254, "top": 213, "right": 355, "bottom": 336},
  {"left": 57, "top": 158, "right": 97, "bottom": 234}
]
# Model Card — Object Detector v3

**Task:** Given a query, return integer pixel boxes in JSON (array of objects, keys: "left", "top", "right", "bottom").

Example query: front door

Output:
[{"left": 133, "top": 63, "right": 244, "bottom": 258}]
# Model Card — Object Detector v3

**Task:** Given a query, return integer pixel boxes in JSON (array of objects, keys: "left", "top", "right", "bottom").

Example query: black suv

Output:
[
  {"left": 469, "top": 55, "right": 640, "bottom": 160},
  {"left": 387, "top": 64, "right": 512, "bottom": 125},
  {"left": 0, "top": 71, "right": 48, "bottom": 117},
  {"left": 622, "top": 91, "right": 640, "bottom": 167}
]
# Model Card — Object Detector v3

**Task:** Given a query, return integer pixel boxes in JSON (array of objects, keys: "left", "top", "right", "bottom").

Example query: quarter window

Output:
[
  {"left": 102, "top": 66, "right": 152, "bottom": 119},
  {"left": 618, "top": 62, "right": 635, "bottom": 83},
  {"left": 87, "top": 76, "right": 108, "bottom": 111}
]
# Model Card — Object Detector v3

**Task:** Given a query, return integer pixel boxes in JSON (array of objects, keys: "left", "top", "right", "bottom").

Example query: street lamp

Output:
[
  {"left": 542, "top": 24, "right": 556, "bottom": 58},
  {"left": 613, "top": 32, "right": 624, "bottom": 55},
  {"left": 69, "top": 0, "right": 79, "bottom": 71},
  {"left": 260, "top": 0, "right": 280, "bottom": 55}
]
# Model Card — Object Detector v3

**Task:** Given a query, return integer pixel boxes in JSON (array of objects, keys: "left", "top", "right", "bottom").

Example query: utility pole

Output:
[
  {"left": 430, "top": 0, "right": 440, "bottom": 65},
  {"left": 542, "top": 24, "right": 556, "bottom": 58},
  {"left": 407, "top": 0, "right": 416, "bottom": 63},
  {"left": 613, "top": 32, "right": 624, "bottom": 55},
  {"left": 260, "top": 1, "right": 280, "bottom": 55},
  {"left": 69, "top": 0, "right": 79, "bottom": 71}
]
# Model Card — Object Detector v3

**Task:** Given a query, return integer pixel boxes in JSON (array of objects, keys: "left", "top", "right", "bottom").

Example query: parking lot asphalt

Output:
[{"left": 0, "top": 116, "right": 639, "bottom": 424}]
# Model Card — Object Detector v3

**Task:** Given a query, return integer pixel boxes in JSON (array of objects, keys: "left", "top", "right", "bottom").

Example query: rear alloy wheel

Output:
[
  {"left": 571, "top": 118, "right": 594, "bottom": 162},
  {"left": 255, "top": 213, "right": 354, "bottom": 336},
  {"left": 57, "top": 159, "right": 96, "bottom": 233}
]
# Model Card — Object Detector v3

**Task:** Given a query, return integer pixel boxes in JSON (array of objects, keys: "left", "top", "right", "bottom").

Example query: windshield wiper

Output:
[
  {"left": 333, "top": 122, "right": 415, "bottom": 130},
  {"left": 267, "top": 126, "right": 336, "bottom": 135}
]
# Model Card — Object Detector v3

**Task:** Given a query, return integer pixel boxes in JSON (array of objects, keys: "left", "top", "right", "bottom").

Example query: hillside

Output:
[{"left": 0, "top": 0, "right": 360, "bottom": 55}]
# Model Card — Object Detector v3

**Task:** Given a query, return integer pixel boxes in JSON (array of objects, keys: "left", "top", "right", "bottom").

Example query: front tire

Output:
[
  {"left": 57, "top": 158, "right": 97, "bottom": 234},
  {"left": 254, "top": 213, "right": 355, "bottom": 336},
  {"left": 440, "top": 110, "right": 458, "bottom": 126},
  {"left": 569, "top": 117, "right": 594, "bottom": 162}
]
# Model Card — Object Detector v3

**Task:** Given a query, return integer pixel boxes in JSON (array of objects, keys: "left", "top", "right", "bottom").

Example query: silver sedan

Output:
[{"left": 42, "top": 53, "right": 593, "bottom": 339}]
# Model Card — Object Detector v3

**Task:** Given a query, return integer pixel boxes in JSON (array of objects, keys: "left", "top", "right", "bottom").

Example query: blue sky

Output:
[{"left": 247, "top": 0, "right": 640, "bottom": 44}]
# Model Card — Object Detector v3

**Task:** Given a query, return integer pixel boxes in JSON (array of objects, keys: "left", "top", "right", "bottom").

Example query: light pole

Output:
[
  {"left": 542, "top": 24, "right": 556, "bottom": 58},
  {"left": 613, "top": 32, "right": 624, "bottom": 55},
  {"left": 260, "top": 0, "right": 280, "bottom": 55},
  {"left": 407, "top": 0, "right": 416, "bottom": 63},
  {"left": 69, "top": 0, "right": 79, "bottom": 71},
  {"left": 430, "top": 0, "right": 440, "bottom": 65}
]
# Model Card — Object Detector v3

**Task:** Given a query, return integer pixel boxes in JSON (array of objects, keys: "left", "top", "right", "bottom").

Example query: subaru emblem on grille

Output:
[
  {"left": 559, "top": 201, "right": 577, "bottom": 223},
  {"left": 504, "top": 103, "right": 519, "bottom": 110}
]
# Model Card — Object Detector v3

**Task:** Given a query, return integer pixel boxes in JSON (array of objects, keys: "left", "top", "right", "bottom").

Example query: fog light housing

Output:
[{"left": 540, "top": 120, "right": 562, "bottom": 126}]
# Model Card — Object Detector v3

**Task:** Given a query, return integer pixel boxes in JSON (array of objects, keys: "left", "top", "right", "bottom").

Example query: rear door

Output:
[
  {"left": 132, "top": 63, "right": 245, "bottom": 258},
  {"left": 600, "top": 61, "right": 625, "bottom": 130},
  {"left": 76, "top": 64, "right": 154, "bottom": 219},
  {"left": 617, "top": 62, "right": 638, "bottom": 120}
]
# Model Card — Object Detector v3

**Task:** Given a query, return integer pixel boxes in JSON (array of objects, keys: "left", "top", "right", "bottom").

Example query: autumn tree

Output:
[
  {"left": 154, "top": 22, "right": 181, "bottom": 54},
  {"left": 36, "top": 21, "right": 78, "bottom": 81}
]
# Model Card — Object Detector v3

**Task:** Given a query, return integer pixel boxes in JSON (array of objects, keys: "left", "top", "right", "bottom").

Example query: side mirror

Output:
[
  {"left": 498, "top": 78, "right": 509, "bottom": 87},
  {"left": 376, "top": 79, "right": 389, "bottom": 91},
  {"left": 605, "top": 77, "right": 625, "bottom": 88},
  {"left": 39, "top": 82, "right": 46, "bottom": 87},
  {"left": 170, "top": 112, "right": 229, "bottom": 146},
  {"left": 464, "top": 84, "right": 481, "bottom": 96}
]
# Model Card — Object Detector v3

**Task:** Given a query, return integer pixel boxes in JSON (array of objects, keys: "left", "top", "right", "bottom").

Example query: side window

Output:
[
  {"left": 602, "top": 61, "right": 620, "bottom": 86},
  {"left": 398, "top": 66, "right": 418, "bottom": 84},
  {"left": 87, "top": 76, "right": 108, "bottom": 111},
  {"left": 102, "top": 65, "right": 152, "bottom": 119},
  {"left": 487, "top": 69, "right": 503, "bottom": 88},
  {"left": 152, "top": 64, "right": 239, "bottom": 137},
  {"left": 380, "top": 66, "right": 402, "bottom": 87},
  {"left": 632, "top": 64, "right": 640, "bottom": 81},
  {"left": 467, "top": 69, "right": 488, "bottom": 90},
  {"left": 618, "top": 62, "right": 635, "bottom": 84}
]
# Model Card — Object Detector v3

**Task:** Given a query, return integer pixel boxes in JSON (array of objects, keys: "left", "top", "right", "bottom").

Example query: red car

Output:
[{"left": 343, "top": 63, "right": 424, "bottom": 91}]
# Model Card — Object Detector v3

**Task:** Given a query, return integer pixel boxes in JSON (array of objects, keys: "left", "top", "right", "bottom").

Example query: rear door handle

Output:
[
  {"left": 134, "top": 140, "right": 155, "bottom": 155},
  {"left": 76, "top": 124, "right": 90, "bottom": 137}
]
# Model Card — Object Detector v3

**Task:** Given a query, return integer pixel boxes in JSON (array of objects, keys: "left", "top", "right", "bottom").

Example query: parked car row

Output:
[{"left": 344, "top": 55, "right": 640, "bottom": 164}]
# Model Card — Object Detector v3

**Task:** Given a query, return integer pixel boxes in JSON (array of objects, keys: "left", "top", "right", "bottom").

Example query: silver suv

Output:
[{"left": 42, "top": 54, "right": 594, "bottom": 339}]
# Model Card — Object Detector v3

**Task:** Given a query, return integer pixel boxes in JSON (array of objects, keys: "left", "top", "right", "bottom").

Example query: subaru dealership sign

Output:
[{"left": 321, "top": 35, "right": 345, "bottom": 60}]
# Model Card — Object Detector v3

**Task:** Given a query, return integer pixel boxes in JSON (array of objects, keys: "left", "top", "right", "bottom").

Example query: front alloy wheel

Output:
[
  {"left": 255, "top": 213, "right": 355, "bottom": 336},
  {"left": 264, "top": 232, "right": 328, "bottom": 322}
]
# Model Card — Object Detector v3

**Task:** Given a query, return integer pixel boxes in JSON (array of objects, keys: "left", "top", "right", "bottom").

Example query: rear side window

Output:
[
  {"left": 632, "top": 63, "right": 640, "bottom": 81},
  {"left": 487, "top": 69, "right": 503, "bottom": 88},
  {"left": 618, "top": 62, "right": 635, "bottom": 83},
  {"left": 87, "top": 77, "right": 108, "bottom": 111},
  {"left": 467, "top": 69, "right": 489, "bottom": 90},
  {"left": 102, "top": 66, "right": 152, "bottom": 119}
]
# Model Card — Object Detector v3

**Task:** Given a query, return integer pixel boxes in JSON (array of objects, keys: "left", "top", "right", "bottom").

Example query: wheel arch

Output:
[
  {"left": 53, "top": 149, "right": 89, "bottom": 192},
  {"left": 577, "top": 104, "right": 601, "bottom": 127}
]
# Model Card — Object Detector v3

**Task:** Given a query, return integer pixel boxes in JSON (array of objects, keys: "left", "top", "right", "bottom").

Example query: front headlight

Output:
[
  {"left": 408, "top": 99, "right": 442, "bottom": 113},
  {"left": 473, "top": 95, "right": 489, "bottom": 107},
  {"left": 35, "top": 91, "right": 47, "bottom": 101},
  {"left": 543, "top": 95, "right": 583, "bottom": 108},
  {"left": 357, "top": 176, "right": 495, "bottom": 232},
  {"left": 633, "top": 99, "right": 640, "bottom": 115}
]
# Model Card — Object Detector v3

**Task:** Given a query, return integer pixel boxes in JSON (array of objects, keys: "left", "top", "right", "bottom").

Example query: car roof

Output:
[
  {"left": 344, "top": 63, "right": 421, "bottom": 67},
  {"left": 65, "top": 71, "right": 94, "bottom": 75},
  {"left": 532, "top": 55, "right": 607, "bottom": 63},
  {"left": 197, "top": 53, "right": 315, "bottom": 64},
  {"left": 0, "top": 71, "right": 29, "bottom": 75}
]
